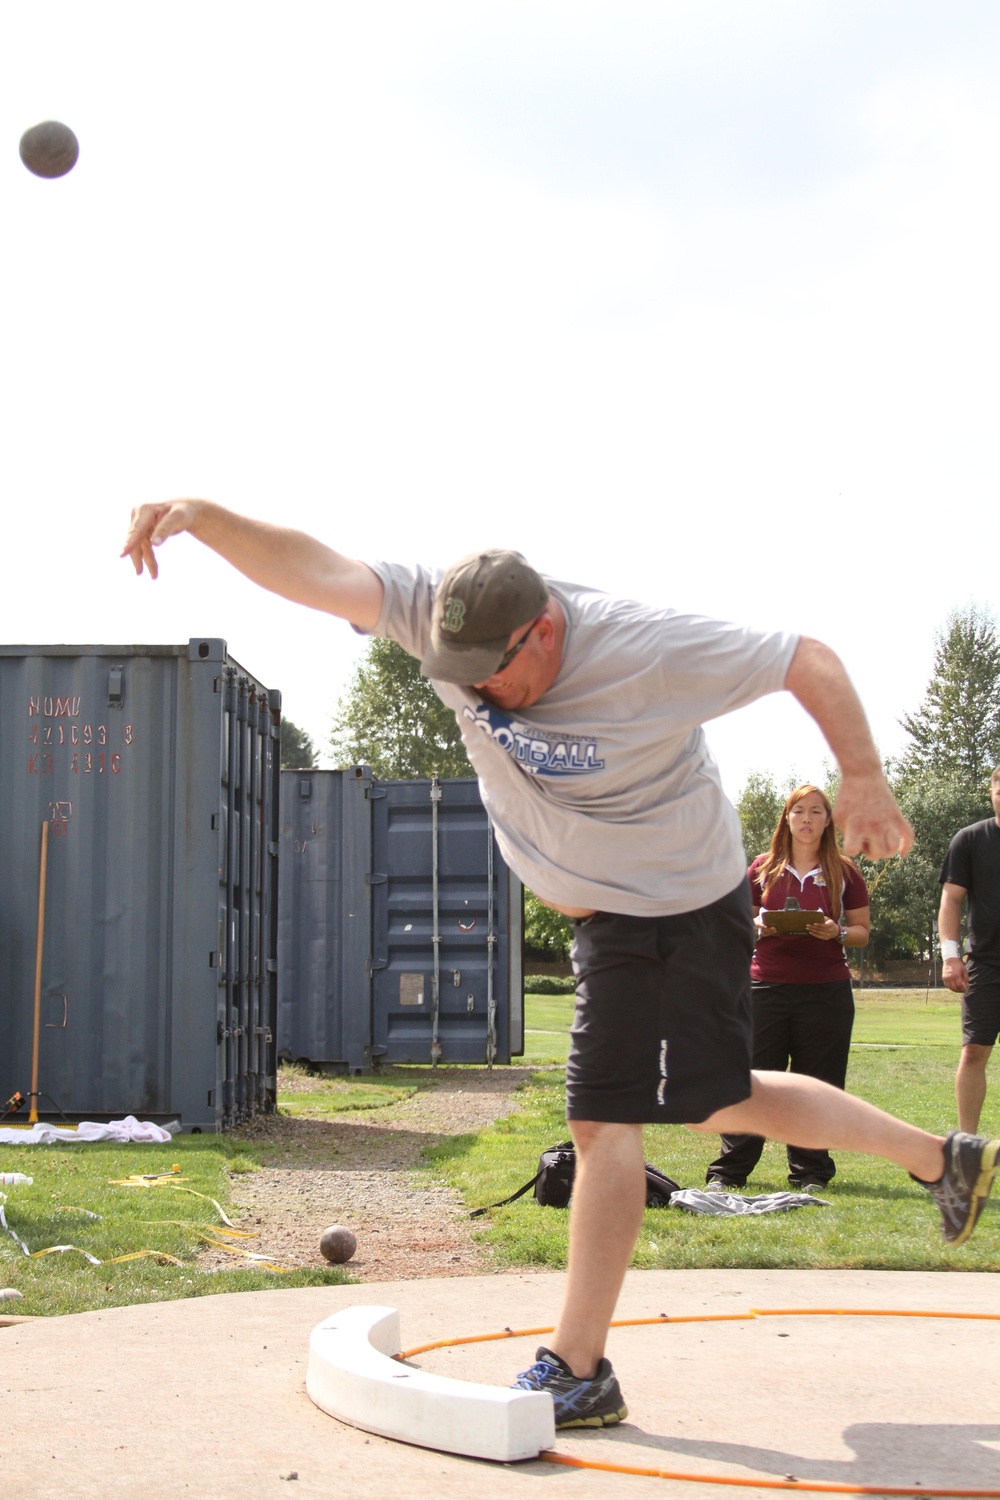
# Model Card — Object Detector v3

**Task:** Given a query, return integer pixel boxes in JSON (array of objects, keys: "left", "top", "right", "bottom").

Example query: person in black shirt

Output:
[{"left": 938, "top": 766, "right": 1000, "bottom": 1132}]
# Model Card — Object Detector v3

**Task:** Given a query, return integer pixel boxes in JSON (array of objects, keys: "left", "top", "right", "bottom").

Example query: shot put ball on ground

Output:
[
  {"left": 320, "top": 1225, "right": 357, "bottom": 1264},
  {"left": 19, "top": 121, "right": 79, "bottom": 179}
]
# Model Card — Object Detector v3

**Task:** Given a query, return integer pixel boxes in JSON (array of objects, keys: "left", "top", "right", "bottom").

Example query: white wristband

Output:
[{"left": 940, "top": 939, "right": 963, "bottom": 962}]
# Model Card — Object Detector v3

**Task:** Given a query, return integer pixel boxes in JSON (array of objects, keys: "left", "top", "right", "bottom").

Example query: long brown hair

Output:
[{"left": 755, "top": 784, "right": 857, "bottom": 922}]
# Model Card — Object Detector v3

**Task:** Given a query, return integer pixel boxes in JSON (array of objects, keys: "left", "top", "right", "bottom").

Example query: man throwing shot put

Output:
[
  {"left": 123, "top": 501, "right": 999, "bottom": 1430},
  {"left": 939, "top": 767, "right": 1000, "bottom": 1134}
]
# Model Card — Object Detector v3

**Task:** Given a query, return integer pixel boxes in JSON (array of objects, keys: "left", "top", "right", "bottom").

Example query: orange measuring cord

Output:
[
  {"left": 397, "top": 1307, "right": 1000, "bottom": 1496},
  {"left": 399, "top": 1312, "right": 750, "bottom": 1358},
  {"left": 542, "top": 1449, "right": 1000, "bottom": 1496}
]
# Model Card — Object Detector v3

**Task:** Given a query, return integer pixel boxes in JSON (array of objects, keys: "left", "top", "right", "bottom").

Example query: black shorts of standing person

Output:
[{"left": 706, "top": 783, "right": 870, "bottom": 1192}]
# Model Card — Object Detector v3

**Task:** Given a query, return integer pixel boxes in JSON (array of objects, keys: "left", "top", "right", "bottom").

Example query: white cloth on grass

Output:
[
  {"left": 0, "top": 1115, "right": 173, "bottom": 1145},
  {"left": 670, "top": 1188, "right": 831, "bottom": 1215}
]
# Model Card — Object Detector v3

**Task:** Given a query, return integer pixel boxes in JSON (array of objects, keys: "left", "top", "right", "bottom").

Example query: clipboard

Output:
[{"left": 761, "top": 908, "right": 827, "bottom": 934}]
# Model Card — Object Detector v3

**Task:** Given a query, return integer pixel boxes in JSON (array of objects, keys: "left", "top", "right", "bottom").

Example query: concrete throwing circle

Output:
[{"left": 399, "top": 1307, "right": 1000, "bottom": 1494}]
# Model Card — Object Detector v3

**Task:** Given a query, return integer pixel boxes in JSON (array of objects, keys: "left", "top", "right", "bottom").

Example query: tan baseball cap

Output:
[{"left": 420, "top": 549, "right": 549, "bottom": 684}]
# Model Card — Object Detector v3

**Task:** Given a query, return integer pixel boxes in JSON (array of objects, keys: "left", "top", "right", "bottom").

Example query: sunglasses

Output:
[{"left": 493, "top": 614, "right": 542, "bottom": 675}]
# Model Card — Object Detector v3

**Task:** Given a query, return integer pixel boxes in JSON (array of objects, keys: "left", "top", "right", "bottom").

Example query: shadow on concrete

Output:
[{"left": 574, "top": 1420, "right": 1000, "bottom": 1486}]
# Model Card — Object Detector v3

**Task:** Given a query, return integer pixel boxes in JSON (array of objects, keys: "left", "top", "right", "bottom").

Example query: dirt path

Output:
[{"left": 201, "top": 1067, "right": 537, "bottom": 1281}]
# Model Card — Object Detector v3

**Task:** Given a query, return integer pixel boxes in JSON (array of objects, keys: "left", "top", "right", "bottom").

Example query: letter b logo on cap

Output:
[{"left": 441, "top": 597, "right": 466, "bottom": 634}]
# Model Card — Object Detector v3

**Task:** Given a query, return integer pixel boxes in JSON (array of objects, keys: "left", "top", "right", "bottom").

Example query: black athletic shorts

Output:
[
  {"left": 962, "top": 962, "right": 1000, "bottom": 1046},
  {"left": 565, "top": 881, "right": 755, "bottom": 1125}
]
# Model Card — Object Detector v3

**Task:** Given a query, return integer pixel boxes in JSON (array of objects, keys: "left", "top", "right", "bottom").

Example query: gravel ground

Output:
[{"left": 200, "top": 1067, "right": 538, "bottom": 1281}]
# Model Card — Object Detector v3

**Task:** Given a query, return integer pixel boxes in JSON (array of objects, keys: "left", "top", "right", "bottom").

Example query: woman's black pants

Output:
[{"left": 705, "top": 979, "right": 855, "bottom": 1189}]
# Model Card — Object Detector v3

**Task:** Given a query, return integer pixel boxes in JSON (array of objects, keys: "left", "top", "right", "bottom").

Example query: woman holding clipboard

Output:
[{"left": 705, "top": 783, "right": 870, "bottom": 1193}]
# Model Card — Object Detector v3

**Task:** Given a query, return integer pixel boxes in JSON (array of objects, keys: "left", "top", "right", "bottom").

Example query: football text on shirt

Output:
[{"left": 463, "top": 702, "right": 605, "bottom": 776}]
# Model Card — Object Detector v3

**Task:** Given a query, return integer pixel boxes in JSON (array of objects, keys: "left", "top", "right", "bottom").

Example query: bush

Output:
[
  {"left": 524, "top": 974, "right": 576, "bottom": 995},
  {"left": 523, "top": 894, "right": 573, "bottom": 962}
]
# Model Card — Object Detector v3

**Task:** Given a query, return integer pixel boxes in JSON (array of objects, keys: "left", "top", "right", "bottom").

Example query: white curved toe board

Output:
[{"left": 306, "top": 1305, "right": 555, "bottom": 1462}]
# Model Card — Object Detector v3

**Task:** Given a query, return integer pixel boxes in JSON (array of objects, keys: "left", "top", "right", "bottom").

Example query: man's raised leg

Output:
[
  {"left": 696, "top": 1071, "right": 944, "bottom": 1178},
  {"left": 692, "top": 1071, "right": 999, "bottom": 1246}
]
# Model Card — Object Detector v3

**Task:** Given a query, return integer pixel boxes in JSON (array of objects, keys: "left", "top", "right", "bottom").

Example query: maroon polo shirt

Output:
[{"left": 750, "top": 855, "right": 869, "bottom": 984}]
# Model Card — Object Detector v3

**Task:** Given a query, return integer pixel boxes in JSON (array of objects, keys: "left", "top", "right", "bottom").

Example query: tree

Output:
[
  {"left": 898, "top": 604, "right": 1000, "bottom": 791},
  {"left": 279, "top": 717, "right": 318, "bottom": 769},
  {"left": 863, "top": 603, "right": 1000, "bottom": 966},
  {"left": 734, "top": 770, "right": 804, "bottom": 863},
  {"left": 329, "top": 637, "right": 473, "bottom": 778},
  {"left": 523, "top": 894, "right": 573, "bottom": 964},
  {"left": 735, "top": 771, "right": 783, "bottom": 863},
  {"left": 855, "top": 770, "right": 991, "bottom": 965}
]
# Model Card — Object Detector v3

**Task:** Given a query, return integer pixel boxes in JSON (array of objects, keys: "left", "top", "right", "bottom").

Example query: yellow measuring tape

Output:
[
  {"left": 1, "top": 1181, "right": 298, "bottom": 1272},
  {"left": 28, "top": 1245, "right": 184, "bottom": 1266},
  {"left": 108, "top": 1174, "right": 238, "bottom": 1227},
  {"left": 108, "top": 1179, "right": 297, "bottom": 1269}
]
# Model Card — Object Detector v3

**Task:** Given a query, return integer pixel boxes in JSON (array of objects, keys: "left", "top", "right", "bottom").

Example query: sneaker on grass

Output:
[
  {"left": 913, "top": 1130, "right": 999, "bottom": 1247},
  {"left": 511, "top": 1347, "right": 628, "bottom": 1429}
]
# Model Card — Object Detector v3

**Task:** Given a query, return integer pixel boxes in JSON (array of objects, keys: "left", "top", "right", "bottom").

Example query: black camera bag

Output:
[{"left": 470, "top": 1140, "right": 679, "bottom": 1217}]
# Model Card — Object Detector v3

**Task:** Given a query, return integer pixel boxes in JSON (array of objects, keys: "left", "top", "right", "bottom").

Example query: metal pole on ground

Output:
[{"left": 28, "top": 820, "right": 49, "bottom": 1124}]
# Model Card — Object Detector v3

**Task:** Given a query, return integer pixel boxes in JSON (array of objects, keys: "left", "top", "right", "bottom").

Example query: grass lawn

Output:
[
  {"left": 0, "top": 1131, "right": 353, "bottom": 1318},
  {"left": 4, "top": 989, "right": 993, "bottom": 1316},
  {"left": 274, "top": 1069, "right": 419, "bottom": 1118},
  {"left": 849, "top": 989, "right": 965, "bottom": 1046},
  {"left": 433, "top": 987, "right": 999, "bottom": 1273},
  {"left": 523, "top": 987, "right": 965, "bottom": 1064}
]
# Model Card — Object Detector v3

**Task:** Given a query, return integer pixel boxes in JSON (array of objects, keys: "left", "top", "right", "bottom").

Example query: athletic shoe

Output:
[
  {"left": 706, "top": 1176, "right": 743, "bottom": 1192},
  {"left": 792, "top": 1183, "right": 828, "bottom": 1195},
  {"left": 913, "top": 1131, "right": 1000, "bottom": 1246},
  {"left": 511, "top": 1346, "right": 628, "bottom": 1428}
]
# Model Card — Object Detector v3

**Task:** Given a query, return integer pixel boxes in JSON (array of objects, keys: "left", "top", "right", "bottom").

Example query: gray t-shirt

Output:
[{"left": 369, "top": 560, "right": 798, "bottom": 917}]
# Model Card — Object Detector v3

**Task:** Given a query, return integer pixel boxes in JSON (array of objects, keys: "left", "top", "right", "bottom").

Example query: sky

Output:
[{"left": 2, "top": 1, "right": 998, "bottom": 797}]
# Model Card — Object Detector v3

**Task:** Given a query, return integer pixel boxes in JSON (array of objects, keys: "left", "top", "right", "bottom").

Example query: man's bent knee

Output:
[
  {"left": 959, "top": 1042, "right": 994, "bottom": 1070},
  {"left": 568, "top": 1119, "right": 642, "bottom": 1152}
]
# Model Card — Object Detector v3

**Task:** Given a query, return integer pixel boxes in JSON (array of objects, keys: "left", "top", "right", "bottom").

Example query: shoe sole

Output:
[
  {"left": 948, "top": 1138, "right": 999, "bottom": 1247},
  {"left": 557, "top": 1402, "right": 628, "bottom": 1429}
]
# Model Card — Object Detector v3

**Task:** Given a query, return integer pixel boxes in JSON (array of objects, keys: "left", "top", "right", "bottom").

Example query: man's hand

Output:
[
  {"left": 942, "top": 956, "right": 969, "bottom": 994},
  {"left": 833, "top": 772, "right": 914, "bottom": 860},
  {"left": 121, "top": 500, "right": 203, "bottom": 580},
  {"left": 784, "top": 639, "right": 913, "bottom": 859}
]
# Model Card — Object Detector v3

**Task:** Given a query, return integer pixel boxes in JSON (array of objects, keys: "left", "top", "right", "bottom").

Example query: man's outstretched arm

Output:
[
  {"left": 784, "top": 636, "right": 913, "bottom": 861},
  {"left": 121, "top": 499, "right": 384, "bottom": 631},
  {"left": 938, "top": 882, "right": 969, "bottom": 993}
]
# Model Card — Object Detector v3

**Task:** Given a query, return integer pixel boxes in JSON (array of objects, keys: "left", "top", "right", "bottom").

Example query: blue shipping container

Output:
[
  {"left": 0, "top": 640, "right": 280, "bottom": 1133},
  {"left": 278, "top": 770, "right": 523, "bottom": 1071}
]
